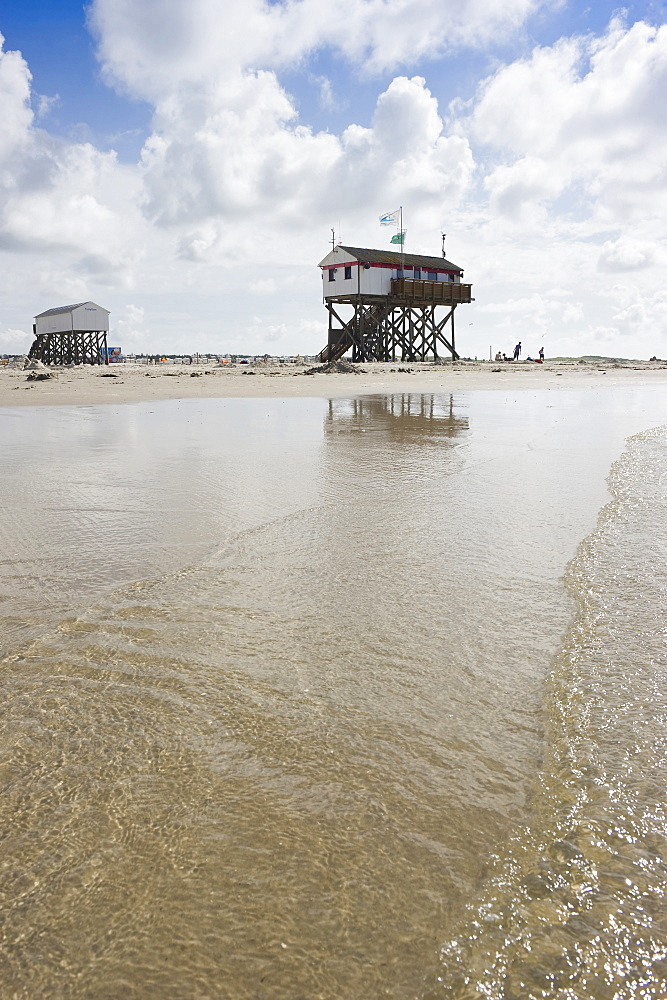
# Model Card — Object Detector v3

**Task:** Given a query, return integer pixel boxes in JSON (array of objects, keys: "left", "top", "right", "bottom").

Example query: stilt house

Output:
[
  {"left": 318, "top": 246, "right": 473, "bottom": 362},
  {"left": 30, "top": 302, "right": 110, "bottom": 365}
]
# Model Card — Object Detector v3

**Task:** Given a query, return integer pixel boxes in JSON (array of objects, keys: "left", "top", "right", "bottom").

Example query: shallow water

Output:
[
  {"left": 430, "top": 424, "right": 667, "bottom": 1000},
  {"left": 1, "top": 388, "right": 666, "bottom": 999}
]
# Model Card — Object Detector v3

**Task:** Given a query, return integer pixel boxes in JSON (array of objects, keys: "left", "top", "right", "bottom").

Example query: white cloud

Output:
[
  {"left": 0, "top": 32, "right": 144, "bottom": 284},
  {"left": 89, "top": 0, "right": 551, "bottom": 98},
  {"left": 136, "top": 71, "right": 473, "bottom": 233},
  {"left": 113, "top": 303, "right": 147, "bottom": 349},
  {"left": 139, "top": 70, "right": 341, "bottom": 226},
  {"left": 315, "top": 76, "right": 336, "bottom": 111},
  {"left": 483, "top": 156, "right": 565, "bottom": 221},
  {"left": 437, "top": 16, "right": 667, "bottom": 359},
  {"left": 0, "top": 325, "right": 32, "bottom": 354},
  {"left": 244, "top": 316, "right": 326, "bottom": 347},
  {"left": 249, "top": 278, "right": 278, "bottom": 294},
  {"left": 562, "top": 302, "right": 584, "bottom": 323},
  {"left": 177, "top": 223, "right": 220, "bottom": 261},
  {"left": 79, "top": 0, "right": 531, "bottom": 243},
  {"left": 470, "top": 19, "right": 667, "bottom": 229},
  {"left": 598, "top": 237, "right": 656, "bottom": 271},
  {"left": 35, "top": 93, "right": 60, "bottom": 120},
  {"left": 0, "top": 33, "right": 33, "bottom": 166}
]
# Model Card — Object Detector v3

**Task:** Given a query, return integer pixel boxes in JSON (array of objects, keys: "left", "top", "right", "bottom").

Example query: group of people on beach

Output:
[{"left": 494, "top": 343, "right": 545, "bottom": 363}]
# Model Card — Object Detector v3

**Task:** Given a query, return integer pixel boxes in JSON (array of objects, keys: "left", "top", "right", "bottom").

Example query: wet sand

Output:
[{"left": 2, "top": 357, "right": 667, "bottom": 406}]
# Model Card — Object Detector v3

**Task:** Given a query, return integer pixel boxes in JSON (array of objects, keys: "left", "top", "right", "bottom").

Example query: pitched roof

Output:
[
  {"left": 336, "top": 246, "right": 463, "bottom": 271},
  {"left": 34, "top": 301, "right": 109, "bottom": 318}
]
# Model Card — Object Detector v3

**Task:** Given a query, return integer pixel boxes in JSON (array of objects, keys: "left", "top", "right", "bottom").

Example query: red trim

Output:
[{"left": 321, "top": 261, "right": 459, "bottom": 275}]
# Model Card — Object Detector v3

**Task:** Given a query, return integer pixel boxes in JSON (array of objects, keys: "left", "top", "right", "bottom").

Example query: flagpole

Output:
[{"left": 400, "top": 205, "right": 404, "bottom": 274}]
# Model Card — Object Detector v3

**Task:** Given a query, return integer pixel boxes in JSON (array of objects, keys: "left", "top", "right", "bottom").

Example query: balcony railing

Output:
[{"left": 391, "top": 278, "right": 472, "bottom": 304}]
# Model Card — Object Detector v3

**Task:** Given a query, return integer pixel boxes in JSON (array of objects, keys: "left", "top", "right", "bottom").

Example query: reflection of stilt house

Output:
[
  {"left": 318, "top": 247, "right": 473, "bottom": 362},
  {"left": 326, "top": 394, "right": 469, "bottom": 443},
  {"left": 30, "top": 302, "right": 110, "bottom": 365}
]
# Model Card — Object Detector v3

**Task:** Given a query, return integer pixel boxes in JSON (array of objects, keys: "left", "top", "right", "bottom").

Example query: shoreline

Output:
[{"left": 2, "top": 358, "right": 667, "bottom": 407}]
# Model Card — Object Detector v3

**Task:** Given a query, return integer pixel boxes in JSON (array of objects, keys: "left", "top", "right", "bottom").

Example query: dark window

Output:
[
  {"left": 328, "top": 269, "right": 336, "bottom": 281},
  {"left": 413, "top": 267, "right": 421, "bottom": 279},
  {"left": 344, "top": 266, "right": 352, "bottom": 280},
  {"left": 427, "top": 271, "right": 437, "bottom": 281}
]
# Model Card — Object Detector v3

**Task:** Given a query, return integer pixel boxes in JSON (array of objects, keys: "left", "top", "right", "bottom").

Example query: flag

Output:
[
  {"left": 390, "top": 232, "right": 405, "bottom": 245},
  {"left": 379, "top": 210, "right": 400, "bottom": 226}
]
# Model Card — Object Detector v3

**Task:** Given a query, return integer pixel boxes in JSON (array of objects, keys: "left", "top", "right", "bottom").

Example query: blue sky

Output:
[
  {"left": 1, "top": 0, "right": 150, "bottom": 157},
  {"left": 2, "top": 0, "right": 667, "bottom": 357}
]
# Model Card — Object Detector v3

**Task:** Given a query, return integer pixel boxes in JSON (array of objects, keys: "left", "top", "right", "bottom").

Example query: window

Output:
[
  {"left": 427, "top": 271, "right": 437, "bottom": 281},
  {"left": 344, "top": 266, "right": 352, "bottom": 280},
  {"left": 413, "top": 267, "right": 421, "bottom": 279},
  {"left": 328, "top": 269, "right": 336, "bottom": 282}
]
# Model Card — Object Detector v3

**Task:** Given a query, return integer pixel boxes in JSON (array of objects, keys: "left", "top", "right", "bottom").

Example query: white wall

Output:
[
  {"left": 71, "top": 303, "right": 109, "bottom": 331},
  {"left": 322, "top": 261, "right": 392, "bottom": 297},
  {"left": 35, "top": 302, "right": 110, "bottom": 335},
  {"left": 358, "top": 264, "right": 391, "bottom": 295},
  {"left": 320, "top": 254, "right": 462, "bottom": 299}
]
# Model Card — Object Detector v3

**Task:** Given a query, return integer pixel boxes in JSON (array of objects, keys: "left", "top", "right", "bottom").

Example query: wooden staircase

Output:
[
  {"left": 318, "top": 331, "right": 352, "bottom": 363},
  {"left": 318, "top": 302, "right": 390, "bottom": 362}
]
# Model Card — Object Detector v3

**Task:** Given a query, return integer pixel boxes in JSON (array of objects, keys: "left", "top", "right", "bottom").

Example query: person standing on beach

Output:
[
  {"left": 513, "top": 341, "right": 521, "bottom": 360},
  {"left": 539, "top": 346, "right": 544, "bottom": 361}
]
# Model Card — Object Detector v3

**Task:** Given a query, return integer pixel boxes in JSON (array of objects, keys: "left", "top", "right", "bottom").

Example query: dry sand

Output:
[{"left": 2, "top": 357, "right": 667, "bottom": 407}]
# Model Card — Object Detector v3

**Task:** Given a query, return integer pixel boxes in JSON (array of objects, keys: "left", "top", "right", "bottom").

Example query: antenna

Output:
[
  {"left": 331, "top": 228, "right": 336, "bottom": 251},
  {"left": 441, "top": 233, "right": 447, "bottom": 258}
]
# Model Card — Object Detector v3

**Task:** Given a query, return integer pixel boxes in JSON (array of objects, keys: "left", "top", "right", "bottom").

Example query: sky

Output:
[{"left": 1, "top": 0, "right": 667, "bottom": 359}]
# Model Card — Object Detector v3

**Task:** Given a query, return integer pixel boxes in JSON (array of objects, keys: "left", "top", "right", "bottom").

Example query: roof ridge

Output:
[
  {"left": 329, "top": 246, "right": 463, "bottom": 270},
  {"left": 34, "top": 301, "right": 109, "bottom": 318}
]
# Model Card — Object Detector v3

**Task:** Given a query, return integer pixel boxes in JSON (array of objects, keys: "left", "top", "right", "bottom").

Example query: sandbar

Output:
[{"left": 2, "top": 358, "right": 667, "bottom": 407}]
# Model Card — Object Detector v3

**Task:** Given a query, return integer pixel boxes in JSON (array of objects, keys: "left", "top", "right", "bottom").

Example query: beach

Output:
[
  {"left": 2, "top": 374, "right": 666, "bottom": 999},
  {"left": 2, "top": 356, "right": 667, "bottom": 406}
]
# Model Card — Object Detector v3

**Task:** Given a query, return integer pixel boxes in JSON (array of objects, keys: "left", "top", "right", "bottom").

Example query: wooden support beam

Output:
[
  {"left": 28, "top": 330, "right": 109, "bottom": 366},
  {"left": 319, "top": 295, "right": 463, "bottom": 362}
]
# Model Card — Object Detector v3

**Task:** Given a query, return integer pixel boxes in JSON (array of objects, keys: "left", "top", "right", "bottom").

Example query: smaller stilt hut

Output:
[{"left": 30, "top": 302, "right": 110, "bottom": 365}]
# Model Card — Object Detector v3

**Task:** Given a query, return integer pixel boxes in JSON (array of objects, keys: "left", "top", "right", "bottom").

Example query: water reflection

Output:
[{"left": 325, "top": 393, "right": 469, "bottom": 443}]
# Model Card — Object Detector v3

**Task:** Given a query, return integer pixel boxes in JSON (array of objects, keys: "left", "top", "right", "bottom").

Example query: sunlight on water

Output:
[
  {"left": 1, "top": 389, "right": 666, "bottom": 998},
  {"left": 430, "top": 425, "right": 667, "bottom": 1000}
]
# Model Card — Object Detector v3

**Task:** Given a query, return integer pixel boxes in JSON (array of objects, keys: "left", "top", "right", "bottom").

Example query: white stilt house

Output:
[
  {"left": 30, "top": 302, "right": 110, "bottom": 365},
  {"left": 317, "top": 246, "right": 473, "bottom": 362}
]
